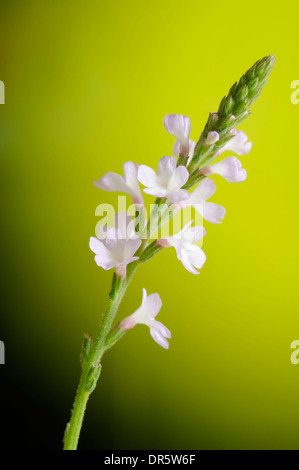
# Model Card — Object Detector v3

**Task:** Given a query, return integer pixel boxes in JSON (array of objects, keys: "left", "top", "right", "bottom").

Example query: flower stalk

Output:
[{"left": 63, "top": 55, "right": 275, "bottom": 450}]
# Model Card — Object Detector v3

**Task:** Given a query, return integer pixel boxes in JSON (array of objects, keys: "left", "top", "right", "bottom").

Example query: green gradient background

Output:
[{"left": 0, "top": 0, "right": 299, "bottom": 450}]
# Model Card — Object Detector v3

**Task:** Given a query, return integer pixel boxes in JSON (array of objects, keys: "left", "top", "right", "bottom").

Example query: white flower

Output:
[
  {"left": 217, "top": 130, "right": 252, "bottom": 156},
  {"left": 93, "top": 161, "right": 144, "bottom": 205},
  {"left": 96, "top": 212, "right": 139, "bottom": 241},
  {"left": 120, "top": 288, "right": 171, "bottom": 349},
  {"left": 163, "top": 114, "right": 195, "bottom": 159},
  {"left": 178, "top": 179, "right": 225, "bottom": 224},
  {"left": 89, "top": 222, "right": 141, "bottom": 277},
  {"left": 200, "top": 157, "right": 247, "bottom": 183},
  {"left": 159, "top": 222, "right": 206, "bottom": 275},
  {"left": 138, "top": 156, "right": 189, "bottom": 203}
]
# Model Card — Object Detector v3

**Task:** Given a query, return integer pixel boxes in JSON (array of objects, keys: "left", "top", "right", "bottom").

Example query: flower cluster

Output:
[{"left": 90, "top": 114, "right": 252, "bottom": 348}]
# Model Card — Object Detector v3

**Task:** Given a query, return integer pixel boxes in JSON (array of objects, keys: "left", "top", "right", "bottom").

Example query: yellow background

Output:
[{"left": 0, "top": 0, "right": 298, "bottom": 449}]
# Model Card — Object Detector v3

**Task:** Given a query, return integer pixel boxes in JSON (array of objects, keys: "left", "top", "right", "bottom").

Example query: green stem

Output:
[
  {"left": 63, "top": 263, "right": 138, "bottom": 450},
  {"left": 63, "top": 194, "right": 175, "bottom": 450}
]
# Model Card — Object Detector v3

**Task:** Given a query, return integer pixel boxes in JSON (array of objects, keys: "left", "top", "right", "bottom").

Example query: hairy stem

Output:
[{"left": 63, "top": 263, "right": 138, "bottom": 450}]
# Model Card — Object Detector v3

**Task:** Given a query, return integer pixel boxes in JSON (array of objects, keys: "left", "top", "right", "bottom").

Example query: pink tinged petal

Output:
[
  {"left": 202, "top": 202, "right": 226, "bottom": 224},
  {"left": 120, "top": 316, "right": 137, "bottom": 330},
  {"left": 156, "top": 238, "right": 172, "bottom": 248},
  {"left": 115, "top": 265, "right": 127, "bottom": 278},
  {"left": 174, "top": 139, "right": 196, "bottom": 160},
  {"left": 157, "top": 156, "right": 177, "bottom": 176},
  {"left": 199, "top": 166, "right": 213, "bottom": 177},
  {"left": 137, "top": 165, "right": 158, "bottom": 188},
  {"left": 206, "top": 131, "right": 220, "bottom": 145},
  {"left": 206, "top": 157, "right": 247, "bottom": 183}
]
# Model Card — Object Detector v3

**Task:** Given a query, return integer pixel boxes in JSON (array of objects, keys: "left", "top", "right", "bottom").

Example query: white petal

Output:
[
  {"left": 138, "top": 165, "right": 158, "bottom": 188},
  {"left": 187, "top": 226, "right": 206, "bottom": 243},
  {"left": 93, "top": 172, "right": 128, "bottom": 193},
  {"left": 189, "top": 179, "right": 216, "bottom": 204},
  {"left": 89, "top": 237, "right": 109, "bottom": 255},
  {"left": 181, "top": 246, "right": 206, "bottom": 274},
  {"left": 163, "top": 114, "right": 191, "bottom": 142},
  {"left": 121, "top": 238, "right": 142, "bottom": 261},
  {"left": 167, "top": 189, "right": 190, "bottom": 203},
  {"left": 143, "top": 187, "right": 168, "bottom": 197},
  {"left": 94, "top": 255, "right": 115, "bottom": 270},
  {"left": 180, "top": 252, "right": 201, "bottom": 274},
  {"left": 218, "top": 131, "right": 252, "bottom": 156},
  {"left": 114, "top": 212, "right": 132, "bottom": 239},
  {"left": 154, "top": 320, "right": 171, "bottom": 338},
  {"left": 206, "top": 157, "right": 247, "bottom": 183},
  {"left": 123, "top": 162, "right": 144, "bottom": 205},
  {"left": 173, "top": 140, "right": 181, "bottom": 157},
  {"left": 188, "top": 246, "right": 207, "bottom": 269},
  {"left": 188, "top": 140, "right": 196, "bottom": 158},
  {"left": 141, "top": 288, "right": 148, "bottom": 305},
  {"left": 157, "top": 156, "right": 177, "bottom": 176},
  {"left": 202, "top": 202, "right": 226, "bottom": 224},
  {"left": 171, "top": 165, "right": 189, "bottom": 188},
  {"left": 94, "top": 163, "right": 144, "bottom": 204},
  {"left": 117, "top": 255, "right": 139, "bottom": 267},
  {"left": 142, "top": 293, "right": 162, "bottom": 319},
  {"left": 150, "top": 327, "right": 170, "bottom": 349}
]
